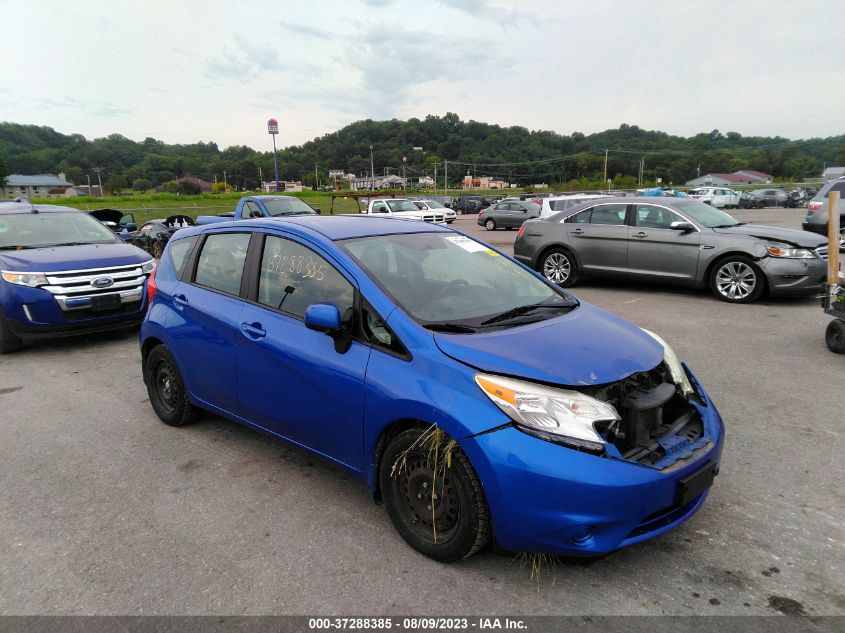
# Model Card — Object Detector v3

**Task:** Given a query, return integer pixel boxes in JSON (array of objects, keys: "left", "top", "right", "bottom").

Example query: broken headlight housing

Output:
[
  {"left": 640, "top": 329, "right": 694, "bottom": 398},
  {"left": 475, "top": 374, "right": 619, "bottom": 451}
]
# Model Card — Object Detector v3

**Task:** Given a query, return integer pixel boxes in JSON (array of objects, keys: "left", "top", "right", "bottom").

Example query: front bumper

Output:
[
  {"left": 760, "top": 256, "right": 827, "bottom": 296},
  {"left": 460, "top": 369, "right": 725, "bottom": 556},
  {"left": 1, "top": 283, "right": 147, "bottom": 339}
]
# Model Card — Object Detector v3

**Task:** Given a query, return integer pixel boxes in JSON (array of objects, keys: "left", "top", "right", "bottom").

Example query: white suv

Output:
[{"left": 688, "top": 187, "right": 740, "bottom": 209}]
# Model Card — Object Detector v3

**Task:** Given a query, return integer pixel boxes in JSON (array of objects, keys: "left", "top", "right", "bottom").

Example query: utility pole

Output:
[
  {"left": 93, "top": 167, "right": 104, "bottom": 197},
  {"left": 603, "top": 149, "right": 608, "bottom": 184},
  {"left": 86, "top": 174, "right": 91, "bottom": 194},
  {"left": 223, "top": 171, "right": 228, "bottom": 191},
  {"left": 370, "top": 145, "right": 375, "bottom": 191},
  {"left": 434, "top": 162, "right": 438, "bottom": 196},
  {"left": 315, "top": 164, "right": 319, "bottom": 190},
  {"left": 258, "top": 166, "right": 263, "bottom": 191},
  {"left": 444, "top": 160, "right": 448, "bottom": 193}
]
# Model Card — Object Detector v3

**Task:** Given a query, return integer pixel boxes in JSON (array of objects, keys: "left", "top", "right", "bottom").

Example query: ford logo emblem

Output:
[{"left": 91, "top": 276, "right": 114, "bottom": 289}]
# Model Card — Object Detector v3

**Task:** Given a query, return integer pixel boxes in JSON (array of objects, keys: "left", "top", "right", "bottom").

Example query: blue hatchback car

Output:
[{"left": 140, "top": 216, "right": 724, "bottom": 562}]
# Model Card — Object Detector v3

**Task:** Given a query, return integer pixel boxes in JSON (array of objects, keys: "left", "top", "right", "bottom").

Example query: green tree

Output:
[{"left": 132, "top": 178, "right": 152, "bottom": 192}]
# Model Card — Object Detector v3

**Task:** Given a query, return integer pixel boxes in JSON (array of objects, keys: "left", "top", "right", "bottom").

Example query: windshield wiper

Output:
[
  {"left": 480, "top": 302, "right": 575, "bottom": 326},
  {"left": 423, "top": 322, "right": 477, "bottom": 333},
  {"left": 711, "top": 223, "right": 745, "bottom": 228},
  {"left": 0, "top": 245, "right": 32, "bottom": 250}
]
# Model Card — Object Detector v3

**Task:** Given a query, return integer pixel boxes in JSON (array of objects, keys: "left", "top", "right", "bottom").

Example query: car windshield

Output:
[
  {"left": 343, "top": 232, "right": 578, "bottom": 330},
  {"left": 262, "top": 197, "right": 316, "bottom": 216},
  {"left": 673, "top": 201, "right": 742, "bottom": 228},
  {"left": 421, "top": 200, "right": 446, "bottom": 209},
  {"left": 386, "top": 200, "right": 421, "bottom": 212},
  {"left": 0, "top": 212, "right": 120, "bottom": 249}
]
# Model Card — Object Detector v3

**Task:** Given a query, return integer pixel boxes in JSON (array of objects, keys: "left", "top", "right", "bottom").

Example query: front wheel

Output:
[
  {"left": 541, "top": 248, "right": 579, "bottom": 287},
  {"left": 709, "top": 256, "right": 765, "bottom": 303},
  {"left": 455, "top": 209, "right": 463, "bottom": 216},
  {"left": 380, "top": 428, "right": 490, "bottom": 562},
  {"left": 144, "top": 344, "right": 199, "bottom": 426},
  {"left": 826, "top": 319, "right": 845, "bottom": 354},
  {"left": 484, "top": 219, "right": 496, "bottom": 231}
]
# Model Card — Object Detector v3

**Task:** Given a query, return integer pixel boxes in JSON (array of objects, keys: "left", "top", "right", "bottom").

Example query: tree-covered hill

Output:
[{"left": 2, "top": 115, "right": 844, "bottom": 192}]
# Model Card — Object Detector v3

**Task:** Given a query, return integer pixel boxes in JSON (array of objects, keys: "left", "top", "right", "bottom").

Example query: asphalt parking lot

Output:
[{"left": 1, "top": 208, "right": 843, "bottom": 616}]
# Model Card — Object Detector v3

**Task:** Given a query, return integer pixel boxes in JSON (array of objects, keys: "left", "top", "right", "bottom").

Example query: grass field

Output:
[{"left": 25, "top": 190, "right": 479, "bottom": 224}]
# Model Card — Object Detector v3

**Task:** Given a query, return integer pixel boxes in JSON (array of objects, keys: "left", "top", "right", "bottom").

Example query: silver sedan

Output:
[{"left": 513, "top": 197, "right": 829, "bottom": 303}]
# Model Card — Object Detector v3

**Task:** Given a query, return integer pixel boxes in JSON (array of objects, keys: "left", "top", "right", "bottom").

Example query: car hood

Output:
[
  {"left": 0, "top": 243, "right": 151, "bottom": 272},
  {"left": 433, "top": 302, "right": 664, "bottom": 387},
  {"left": 712, "top": 224, "right": 826, "bottom": 248}
]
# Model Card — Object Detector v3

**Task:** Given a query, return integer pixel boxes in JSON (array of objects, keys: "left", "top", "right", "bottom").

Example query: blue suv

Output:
[
  {"left": 0, "top": 202, "right": 155, "bottom": 353},
  {"left": 141, "top": 216, "right": 724, "bottom": 561}
]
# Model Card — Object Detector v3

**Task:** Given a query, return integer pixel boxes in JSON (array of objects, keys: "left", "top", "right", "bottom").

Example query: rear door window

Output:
[
  {"left": 588, "top": 203, "right": 628, "bottom": 225},
  {"left": 194, "top": 233, "right": 250, "bottom": 296}
]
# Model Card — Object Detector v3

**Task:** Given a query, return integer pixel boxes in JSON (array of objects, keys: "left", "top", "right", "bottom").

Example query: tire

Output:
[
  {"left": 484, "top": 219, "right": 496, "bottom": 231},
  {"left": 455, "top": 209, "right": 463, "bottom": 216},
  {"left": 709, "top": 256, "right": 765, "bottom": 303},
  {"left": 540, "top": 248, "right": 579, "bottom": 288},
  {"left": 826, "top": 319, "right": 845, "bottom": 354},
  {"left": 144, "top": 344, "right": 198, "bottom": 426},
  {"left": 380, "top": 428, "right": 491, "bottom": 562},
  {"left": 0, "top": 310, "right": 24, "bottom": 355}
]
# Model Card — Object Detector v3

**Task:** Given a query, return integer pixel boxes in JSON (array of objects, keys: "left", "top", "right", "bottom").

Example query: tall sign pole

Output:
[{"left": 268, "top": 118, "right": 280, "bottom": 192}]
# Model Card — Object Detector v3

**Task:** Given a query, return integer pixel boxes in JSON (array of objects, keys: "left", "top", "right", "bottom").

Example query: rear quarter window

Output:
[{"left": 167, "top": 236, "right": 198, "bottom": 279}]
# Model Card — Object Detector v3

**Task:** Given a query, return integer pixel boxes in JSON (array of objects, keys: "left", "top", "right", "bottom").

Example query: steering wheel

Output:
[{"left": 431, "top": 279, "right": 470, "bottom": 302}]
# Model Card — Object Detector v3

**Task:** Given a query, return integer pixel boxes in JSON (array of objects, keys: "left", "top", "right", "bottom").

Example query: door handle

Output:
[
  {"left": 571, "top": 228, "right": 584, "bottom": 235},
  {"left": 173, "top": 294, "right": 189, "bottom": 308},
  {"left": 633, "top": 231, "right": 648, "bottom": 238},
  {"left": 241, "top": 322, "right": 266, "bottom": 340}
]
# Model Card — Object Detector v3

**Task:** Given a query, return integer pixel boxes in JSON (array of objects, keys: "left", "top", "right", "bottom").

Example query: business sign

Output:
[{"left": 267, "top": 118, "right": 279, "bottom": 135}]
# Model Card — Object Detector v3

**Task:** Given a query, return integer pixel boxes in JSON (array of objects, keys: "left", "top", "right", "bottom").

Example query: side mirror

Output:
[
  {"left": 670, "top": 221, "right": 696, "bottom": 232},
  {"left": 305, "top": 303, "right": 351, "bottom": 353},
  {"left": 304, "top": 303, "right": 342, "bottom": 332},
  {"left": 313, "top": 208, "right": 321, "bottom": 215}
]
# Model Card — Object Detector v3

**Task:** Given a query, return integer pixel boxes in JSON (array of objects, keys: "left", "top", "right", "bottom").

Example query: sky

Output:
[{"left": 1, "top": 0, "right": 843, "bottom": 151}]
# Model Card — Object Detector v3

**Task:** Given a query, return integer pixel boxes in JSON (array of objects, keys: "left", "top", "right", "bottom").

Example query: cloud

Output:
[
  {"left": 31, "top": 96, "right": 135, "bottom": 118},
  {"left": 205, "top": 39, "right": 284, "bottom": 83},
  {"left": 341, "top": 26, "right": 514, "bottom": 118},
  {"left": 278, "top": 21, "right": 333, "bottom": 39},
  {"left": 439, "top": 0, "right": 532, "bottom": 24}
]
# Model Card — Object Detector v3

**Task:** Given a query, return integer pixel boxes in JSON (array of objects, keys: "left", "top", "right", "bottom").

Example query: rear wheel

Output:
[
  {"left": 709, "top": 256, "right": 765, "bottom": 303},
  {"left": 380, "top": 428, "right": 490, "bottom": 562},
  {"left": 144, "top": 344, "right": 199, "bottom": 426},
  {"left": 484, "top": 219, "right": 496, "bottom": 231},
  {"left": 0, "top": 311, "right": 24, "bottom": 354},
  {"left": 541, "top": 248, "right": 579, "bottom": 287},
  {"left": 826, "top": 319, "right": 845, "bottom": 354}
]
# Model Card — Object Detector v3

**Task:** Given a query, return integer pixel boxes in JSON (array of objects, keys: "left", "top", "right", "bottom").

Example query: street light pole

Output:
[{"left": 268, "top": 118, "right": 280, "bottom": 192}]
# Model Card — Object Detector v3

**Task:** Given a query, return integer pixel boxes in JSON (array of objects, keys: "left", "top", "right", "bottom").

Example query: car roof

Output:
[
  {"left": 180, "top": 214, "right": 452, "bottom": 242},
  {"left": 0, "top": 202, "right": 80, "bottom": 215}
]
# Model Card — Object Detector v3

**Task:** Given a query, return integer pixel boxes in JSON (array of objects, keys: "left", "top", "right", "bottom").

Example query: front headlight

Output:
[
  {"left": 766, "top": 246, "right": 815, "bottom": 259},
  {"left": 640, "top": 329, "right": 694, "bottom": 398},
  {"left": 1, "top": 271, "right": 48, "bottom": 287},
  {"left": 475, "top": 374, "right": 619, "bottom": 450},
  {"left": 141, "top": 259, "right": 156, "bottom": 274}
]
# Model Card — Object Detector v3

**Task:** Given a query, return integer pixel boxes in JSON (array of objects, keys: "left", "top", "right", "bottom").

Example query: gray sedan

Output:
[
  {"left": 513, "top": 197, "right": 829, "bottom": 303},
  {"left": 477, "top": 200, "right": 541, "bottom": 230}
]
